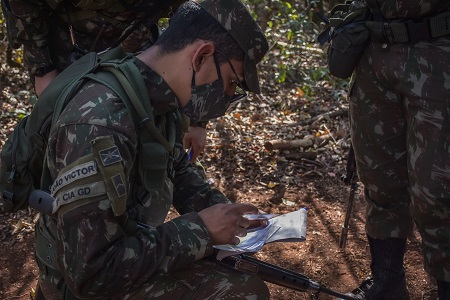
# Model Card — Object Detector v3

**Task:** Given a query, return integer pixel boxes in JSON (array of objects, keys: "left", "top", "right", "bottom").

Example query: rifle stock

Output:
[{"left": 214, "top": 253, "right": 358, "bottom": 300}]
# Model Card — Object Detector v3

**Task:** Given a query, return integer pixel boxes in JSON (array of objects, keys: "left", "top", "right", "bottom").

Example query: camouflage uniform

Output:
[
  {"left": 35, "top": 58, "right": 269, "bottom": 299},
  {"left": 2, "top": 0, "right": 185, "bottom": 74},
  {"left": 349, "top": 0, "right": 450, "bottom": 282}
]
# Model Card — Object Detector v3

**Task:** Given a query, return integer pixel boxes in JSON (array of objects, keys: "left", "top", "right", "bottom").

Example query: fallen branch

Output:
[{"left": 264, "top": 137, "right": 314, "bottom": 151}]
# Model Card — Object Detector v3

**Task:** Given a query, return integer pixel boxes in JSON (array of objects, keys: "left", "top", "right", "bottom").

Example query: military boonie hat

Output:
[{"left": 193, "top": 0, "right": 269, "bottom": 94}]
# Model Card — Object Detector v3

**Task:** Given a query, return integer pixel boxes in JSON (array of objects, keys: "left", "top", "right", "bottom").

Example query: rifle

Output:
[
  {"left": 214, "top": 253, "right": 358, "bottom": 300},
  {"left": 339, "top": 145, "right": 359, "bottom": 249}
]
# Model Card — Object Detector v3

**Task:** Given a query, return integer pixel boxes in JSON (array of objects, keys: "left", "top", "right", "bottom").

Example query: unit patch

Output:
[
  {"left": 111, "top": 174, "right": 126, "bottom": 198},
  {"left": 53, "top": 181, "right": 107, "bottom": 212},
  {"left": 99, "top": 146, "right": 122, "bottom": 166},
  {"left": 50, "top": 161, "right": 97, "bottom": 195}
]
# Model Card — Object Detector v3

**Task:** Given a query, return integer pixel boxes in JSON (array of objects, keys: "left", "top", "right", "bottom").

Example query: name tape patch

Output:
[
  {"left": 53, "top": 181, "right": 106, "bottom": 213},
  {"left": 50, "top": 161, "right": 97, "bottom": 196}
]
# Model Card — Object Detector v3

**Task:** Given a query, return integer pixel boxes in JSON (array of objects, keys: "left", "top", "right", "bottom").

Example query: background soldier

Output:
[{"left": 2, "top": 0, "right": 207, "bottom": 162}]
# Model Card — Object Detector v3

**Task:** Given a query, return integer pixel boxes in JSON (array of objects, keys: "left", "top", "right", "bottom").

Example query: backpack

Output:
[
  {"left": 317, "top": 0, "right": 372, "bottom": 79},
  {"left": 0, "top": 47, "right": 178, "bottom": 214}
]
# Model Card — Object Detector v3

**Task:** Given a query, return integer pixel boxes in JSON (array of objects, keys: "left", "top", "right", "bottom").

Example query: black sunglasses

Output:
[{"left": 214, "top": 50, "right": 247, "bottom": 103}]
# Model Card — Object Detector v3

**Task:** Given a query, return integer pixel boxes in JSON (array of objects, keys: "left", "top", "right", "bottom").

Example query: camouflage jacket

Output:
[
  {"left": 40, "top": 58, "right": 231, "bottom": 298},
  {"left": 373, "top": 0, "right": 450, "bottom": 19},
  {"left": 3, "top": 0, "right": 184, "bottom": 73}
]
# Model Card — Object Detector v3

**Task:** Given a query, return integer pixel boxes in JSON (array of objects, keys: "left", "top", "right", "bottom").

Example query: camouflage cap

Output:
[{"left": 193, "top": 0, "right": 269, "bottom": 94}]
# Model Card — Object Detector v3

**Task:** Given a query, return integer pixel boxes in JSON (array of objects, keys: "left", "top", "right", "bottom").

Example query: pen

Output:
[{"left": 187, "top": 147, "right": 193, "bottom": 161}]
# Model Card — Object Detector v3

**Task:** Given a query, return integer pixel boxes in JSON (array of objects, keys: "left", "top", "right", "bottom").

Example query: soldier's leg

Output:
[
  {"left": 347, "top": 42, "right": 413, "bottom": 299},
  {"left": 122, "top": 258, "right": 269, "bottom": 299},
  {"left": 349, "top": 42, "right": 413, "bottom": 241},
  {"left": 405, "top": 37, "right": 450, "bottom": 284},
  {"left": 348, "top": 36, "right": 450, "bottom": 297}
]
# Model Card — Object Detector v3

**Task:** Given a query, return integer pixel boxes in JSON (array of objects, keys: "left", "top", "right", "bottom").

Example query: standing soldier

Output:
[{"left": 344, "top": 0, "right": 450, "bottom": 298}]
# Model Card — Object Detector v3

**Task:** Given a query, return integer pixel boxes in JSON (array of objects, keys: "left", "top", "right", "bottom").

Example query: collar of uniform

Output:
[{"left": 134, "top": 57, "right": 180, "bottom": 116}]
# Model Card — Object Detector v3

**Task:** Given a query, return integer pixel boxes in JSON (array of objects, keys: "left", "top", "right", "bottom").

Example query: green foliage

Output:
[{"left": 242, "top": 0, "right": 348, "bottom": 104}]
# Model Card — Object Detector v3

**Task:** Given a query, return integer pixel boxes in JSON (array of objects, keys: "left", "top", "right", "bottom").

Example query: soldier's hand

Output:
[
  {"left": 198, "top": 203, "right": 260, "bottom": 245},
  {"left": 183, "top": 126, "right": 207, "bottom": 162}
]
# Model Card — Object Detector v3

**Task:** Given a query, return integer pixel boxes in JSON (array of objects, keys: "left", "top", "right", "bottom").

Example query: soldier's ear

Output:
[{"left": 192, "top": 42, "right": 215, "bottom": 72}]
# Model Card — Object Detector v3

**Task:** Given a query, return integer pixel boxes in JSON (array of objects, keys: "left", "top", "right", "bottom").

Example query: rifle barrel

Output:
[
  {"left": 233, "top": 254, "right": 317, "bottom": 292},
  {"left": 339, "top": 145, "right": 358, "bottom": 249},
  {"left": 339, "top": 180, "right": 358, "bottom": 249},
  {"left": 216, "top": 254, "right": 358, "bottom": 300},
  {"left": 339, "top": 226, "right": 349, "bottom": 249}
]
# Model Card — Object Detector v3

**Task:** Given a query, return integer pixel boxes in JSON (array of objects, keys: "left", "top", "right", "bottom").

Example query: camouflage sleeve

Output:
[
  {"left": 48, "top": 84, "right": 213, "bottom": 298},
  {"left": 59, "top": 200, "right": 213, "bottom": 298},
  {"left": 2, "top": 0, "right": 54, "bottom": 71},
  {"left": 171, "top": 150, "right": 232, "bottom": 214}
]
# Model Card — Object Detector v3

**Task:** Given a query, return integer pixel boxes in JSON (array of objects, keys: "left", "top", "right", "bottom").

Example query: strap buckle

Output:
[
  {"left": 406, "top": 19, "right": 432, "bottom": 43},
  {"left": 2, "top": 189, "right": 14, "bottom": 202}
]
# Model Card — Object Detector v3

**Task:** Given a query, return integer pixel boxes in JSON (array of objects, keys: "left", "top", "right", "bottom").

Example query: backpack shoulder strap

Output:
[
  {"left": 50, "top": 47, "right": 128, "bottom": 124},
  {"left": 85, "top": 57, "right": 175, "bottom": 153},
  {"left": 39, "top": 47, "right": 129, "bottom": 191}
]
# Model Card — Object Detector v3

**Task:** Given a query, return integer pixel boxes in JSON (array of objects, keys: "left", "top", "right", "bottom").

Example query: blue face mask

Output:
[{"left": 181, "top": 52, "right": 246, "bottom": 123}]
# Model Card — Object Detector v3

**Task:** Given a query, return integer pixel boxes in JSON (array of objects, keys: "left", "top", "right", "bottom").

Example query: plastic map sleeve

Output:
[{"left": 214, "top": 208, "right": 307, "bottom": 260}]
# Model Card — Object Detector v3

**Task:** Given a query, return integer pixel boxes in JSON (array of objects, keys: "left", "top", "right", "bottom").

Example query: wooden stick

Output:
[{"left": 264, "top": 138, "right": 314, "bottom": 151}]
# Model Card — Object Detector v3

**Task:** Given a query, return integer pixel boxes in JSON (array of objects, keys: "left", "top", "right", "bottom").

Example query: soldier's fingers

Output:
[
  {"left": 247, "top": 219, "right": 267, "bottom": 229},
  {"left": 239, "top": 216, "right": 250, "bottom": 228},
  {"left": 235, "top": 227, "right": 247, "bottom": 237},
  {"left": 232, "top": 203, "right": 258, "bottom": 215}
]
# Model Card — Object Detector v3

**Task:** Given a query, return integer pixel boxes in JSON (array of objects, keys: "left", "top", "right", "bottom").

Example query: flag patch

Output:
[{"left": 99, "top": 146, "right": 122, "bottom": 166}]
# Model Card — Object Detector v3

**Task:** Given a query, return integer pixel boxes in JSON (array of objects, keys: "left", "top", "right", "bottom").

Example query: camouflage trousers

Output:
[
  {"left": 349, "top": 37, "right": 450, "bottom": 282},
  {"left": 39, "top": 258, "right": 269, "bottom": 299}
]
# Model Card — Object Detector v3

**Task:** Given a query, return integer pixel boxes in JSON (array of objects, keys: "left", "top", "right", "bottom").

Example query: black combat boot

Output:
[
  {"left": 345, "top": 236, "right": 410, "bottom": 300},
  {"left": 438, "top": 280, "right": 450, "bottom": 300}
]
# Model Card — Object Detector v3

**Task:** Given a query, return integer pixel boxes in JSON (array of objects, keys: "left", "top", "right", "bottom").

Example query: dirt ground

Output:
[{"left": 0, "top": 174, "right": 438, "bottom": 300}]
